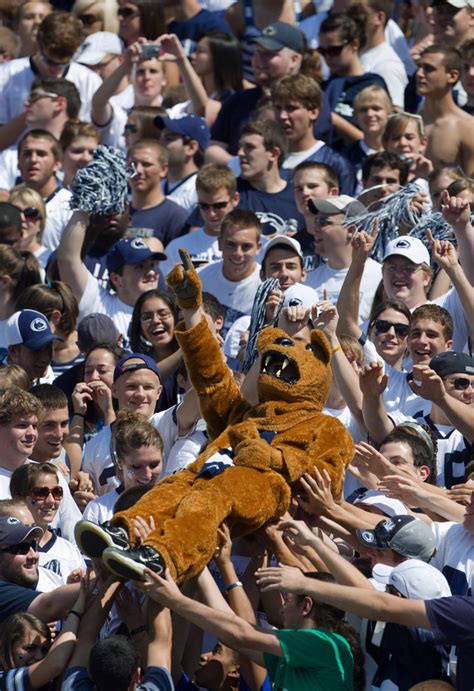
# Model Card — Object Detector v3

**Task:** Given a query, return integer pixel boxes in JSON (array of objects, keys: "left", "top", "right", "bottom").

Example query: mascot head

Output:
[{"left": 256, "top": 327, "right": 332, "bottom": 408}]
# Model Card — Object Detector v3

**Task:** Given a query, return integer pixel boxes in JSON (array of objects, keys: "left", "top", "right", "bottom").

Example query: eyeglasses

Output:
[
  {"left": 39, "top": 49, "right": 70, "bottom": 68},
  {"left": 23, "top": 207, "right": 41, "bottom": 220},
  {"left": 124, "top": 124, "right": 139, "bottom": 134},
  {"left": 372, "top": 319, "right": 410, "bottom": 338},
  {"left": 118, "top": 6, "right": 140, "bottom": 18},
  {"left": 0, "top": 541, "right": 38, "bottom": 555},
  {"left": 78, "top": 13, "right": 101, "bottom": 26},
  {"left": 318, "top": 42, "right": 349, "bottom": 58},
  {"left": 140, "top": 310, "right": 173, "bottom": 323},
  {"left": 28, "top": 90, "right": 59, "bottom": 104},
  {"left": 384, "top": 264, "right": 420, "bottom": 276},
  {"left": 29, "top": 486, "right": 63, "bottom": 501},
  {"left": 444, "top": 377, "right": 474, "bottom": 391},
  {"left": 198, "top": 200, "right": 230, "bottom": 211}
]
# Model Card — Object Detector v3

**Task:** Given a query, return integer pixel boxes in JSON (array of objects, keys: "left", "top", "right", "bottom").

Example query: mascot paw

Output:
[{"left": 166, "top": 248, "right": 202, "bottom": 309}]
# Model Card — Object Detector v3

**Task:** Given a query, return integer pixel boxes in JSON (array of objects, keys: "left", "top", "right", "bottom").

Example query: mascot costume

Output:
[{"left": 75, "top": 249, "right": 354, "bottom": 583}]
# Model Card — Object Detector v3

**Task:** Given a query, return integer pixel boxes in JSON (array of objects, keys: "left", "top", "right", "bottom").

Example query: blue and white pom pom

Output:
[
  {"left": 69, "top": 145, "right": 131, "bottom": 214},
  {"left": 243, "top": 278, "right": 281, "bottom": 373}
]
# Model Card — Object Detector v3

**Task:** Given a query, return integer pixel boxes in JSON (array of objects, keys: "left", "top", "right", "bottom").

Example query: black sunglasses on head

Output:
[
  {"left": 0, "top": 541, "right": 37, "bottom": 555},
  {"left": 318, "top": 42, "right": 349, "bottom": 58},
  {"left": 372, "top": 319, "right": 409, "bottom": 338}
]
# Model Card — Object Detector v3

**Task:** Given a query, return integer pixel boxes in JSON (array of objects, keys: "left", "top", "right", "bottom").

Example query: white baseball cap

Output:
[
  {"left": 383, "top": 236, "right": 430, "bottom": 266},
  {"left": 308, "top": 194, "right": 367, "bottom": 216},
  {"left": 388, "top": 559, "right": 451, "bottom": 599},
  {"left": 355, "top": 490, "right": 408, "bottom": 518},
  {"left": 261, "top": 235, "right": 304, "bottom": 264},
  {"left": 74, "top": 32, "right": 123, "bottom": 66},
  {"left": 447, "top": 0, "right": 474, "bottom": 9}
]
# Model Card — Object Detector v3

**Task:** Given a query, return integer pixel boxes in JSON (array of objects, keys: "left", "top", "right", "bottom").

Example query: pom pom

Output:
[
  {"left": 69, "top": 145, "right": 131, "bottom": 214},
  {"left": 243, "top": 278, "right": 281, "bottom": 373}
]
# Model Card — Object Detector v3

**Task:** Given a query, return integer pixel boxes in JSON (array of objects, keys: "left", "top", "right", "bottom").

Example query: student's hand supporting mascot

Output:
[
  {"left": 166, "top": 248, "right": 202, "bottom": 309},
  {"left": 228, "top": 421, "right": 284, "bottom": 472}
]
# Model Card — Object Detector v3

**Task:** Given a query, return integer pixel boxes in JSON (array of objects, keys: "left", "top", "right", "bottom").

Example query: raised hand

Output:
[
  {"left": 440, "top": 190, "right": 472, "bottom": 231},
  {"left": 426, "top": 229, "right": 459, "bottom": 271},
  {"left": 409, "top": 364, "right": 446, "bottom": 402},
  {"left": 166, "top": 247, "right": 202, "bottom": 309},
  {"left": 351, "top": 218, "right": 379, "bottom": 262},
  {"left": 359, "top": 361, "right": 388, "bottom": 398},
  {"left": 255, "top": 564, "right": 306, "bottom": 595}
]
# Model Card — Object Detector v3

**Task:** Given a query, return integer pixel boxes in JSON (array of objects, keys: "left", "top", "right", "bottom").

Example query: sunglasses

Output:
[
  {"left": 30, "top": 486, "right": 63, "bottom": 501},
  {"left": 444, "top": 377, "right": 473, "bottom": 391},
  {"left": 0, "top": 541, "right": 38, "bottom": 555},
  {"left": 118, "top": 7, "right": 139, "bottom": 18},
  {"left": 372, "top": 319, "right": 409, "bottom": 338},
  {"left": 198, "top": 200, "right": 230, "bottom": 211},
  {"left": 22, "top": 207, "right": 41, "bottom": 220},
  {"left": 39, "top": 49, "right": 70, "bottom": 68},
  {"left": 318, "top": 42, "right": 348, "bottom": 58},
  {"left": 78, "top": 13, "right": 101, "bottom": 25},
  {"left": 388, "top": 111, "right": 425, "bottom": 137},
  {"left": 28, "top": 90, "right": 59, "bottom": 104}
]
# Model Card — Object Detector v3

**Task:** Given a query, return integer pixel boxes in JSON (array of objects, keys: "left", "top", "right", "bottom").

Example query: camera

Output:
[{"left": 140, "top": 43, "right": 161, "bottom": 60}]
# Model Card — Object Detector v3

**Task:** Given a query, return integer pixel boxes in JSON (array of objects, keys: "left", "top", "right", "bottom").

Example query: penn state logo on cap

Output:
[
  {"left": 130, "top": 238, "right": 147, "bottom": 250},
  {"left": 263, "top": 25, "right": 277, "bottom": 36},
  {"left": 361, "top": 531, "right": 376, "bottom": 543},
  {"left": 394, "top": 239, "right": 411, "bottom": 249},
  {"left": 288, "top": 298, "right": 303, "bottom": 307},
  {"left": 30, "top": 318, "right": 48, "bottom": 332}
]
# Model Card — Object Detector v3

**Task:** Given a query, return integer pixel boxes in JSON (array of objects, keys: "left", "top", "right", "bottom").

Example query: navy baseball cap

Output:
[
  {"left": 113, "top": 353, "right": 161, "bottom": 383},
  {"left": 430, "top": 351, "right": 474, "bottom": 378},
  {"left": 6, "top": 309, "right": 63, "bottom": 350},
  {"left": 254, "top": 22, "right": 305, "bottom": 54},
  {"left": 77, "top": 314, "right": 119, "bottom": 352},
  {"left": 106, "top": 237, "right": 167, "bottom": 273},
  {"left": 356, "top": 515, "right": 435, "bottom": 562},
  {"left": 154, "top": 114, "right": 210, "bottom": 151},
  {"left": 0, "top": 517, "right": 43, "bottom": 546}
]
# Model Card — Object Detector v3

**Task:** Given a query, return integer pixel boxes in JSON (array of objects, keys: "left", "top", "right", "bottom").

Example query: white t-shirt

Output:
[
  {"left": 223, "top": 282, "right": 320, "bottom": 359},
  {"left": 164, "top": 173, "right": 198, "bottom": 212},
  {"left": 306, "top": 257, "right": 382, "bottom": 323},
  {"left": 83, "top": 486, "right": 122, "bottom": 524},
  {"left": 38, "top": 532, "right": 86, "bottom": 585},
  {"left": 162, "top": 418, "right": 207, "bottom": 476},
  {"left": 382, "top": 367, "right": 431, "bottom": 419},
  {"left": 43, "top": 188, "right": 73, "bottom": 251},
  {"left": 93, "top": 102, "right": 128, "bottom": 151},
  {"left": 431, "top": 521, "right": 474, "bottom": 595},
  {"left": 160, "top": 228, "right": 221, "bottom": 276},
  {"left": 360, "top": 42, "right": 408, "bottom": 109},
  {"left": 432, "top": 288, "right": 470, "bottom": 354},
  {"left": 0, "top": 147, "right": 18, "bottom": 191},
  {"left": 82, "top": 407, "right": 179, "bottom": 494},
  {"left": 197, "top": 261, "right": 262, "bottom": 337},
  {"left": 0, "top": 58, "right": 102, "bottom": 123},
  {"left": 78, "top": 272, "right": 134, "bottom": 348}
]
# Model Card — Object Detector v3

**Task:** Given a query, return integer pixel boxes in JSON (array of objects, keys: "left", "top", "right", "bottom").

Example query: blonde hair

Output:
[
  {"left": 8, "top": 187, "right": 46, "bottom": 234},
  {"left": 382, "top": 113, "right": 425, "bottom": 146},
  {"left": 353, "top": 85, "right": 393, "bottom": 114},
  {"left": 71, "top": 0, "right": 119, "bottom": 34}
]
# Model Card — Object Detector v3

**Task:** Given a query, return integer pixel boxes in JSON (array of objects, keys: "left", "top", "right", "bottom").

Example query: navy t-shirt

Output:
[
  {"left": 236, "top": 178, "right": 305, "bottom": 236},
  {"left": 169, "top": 9, "right": 232, "bottom": 55},
  {"left": 131, "top": 199, "right": 189, "bottom": 247},
  {"left": 280, "top": 144, "right": 356, "bottom": 196},
  {"left": 211, "top": 86, "right": 333, "bottom": 155},
  {"left": 426, "top": 595, "right": 474, "bottom": 691},
  {"left": 0, "top": 581, "right": 39, "bottom": 624}
]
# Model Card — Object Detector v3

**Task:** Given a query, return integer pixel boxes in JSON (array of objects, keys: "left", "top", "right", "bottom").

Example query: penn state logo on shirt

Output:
[
  {"left": 394, "top": 239, "right": 411, "bottom": 249},
  {"left": 130, "top": 238, "right": 147, "bottom": 250},
  {"left": 30, "top": 318, "right": 48, "bottom": 332}
]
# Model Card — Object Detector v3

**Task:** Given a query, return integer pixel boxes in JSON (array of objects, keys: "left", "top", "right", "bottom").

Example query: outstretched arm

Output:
[{"left": 57, "top": 210, "right": 90, "bottom": 304}]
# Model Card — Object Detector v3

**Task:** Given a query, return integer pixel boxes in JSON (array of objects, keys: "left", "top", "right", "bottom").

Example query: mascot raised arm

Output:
[{"left": 75, "top": 249, "right": 354, "bottom": 583}]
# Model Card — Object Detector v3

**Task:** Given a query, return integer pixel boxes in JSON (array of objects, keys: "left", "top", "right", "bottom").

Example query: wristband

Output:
[
  {"left": 129, "top": 625, "right": 147, "bottom": 637},
  {"left": 331, "top": 344, "right": 342, "bottom": 354},
  {"left": 69, "top": 609, "right": 82, "bottom": 619},
  {"left": 73, "top": 412, "right": 86, "bottom": 418},
  {"left": 226, "top": 581, "right": 243, "bottom": 593}
]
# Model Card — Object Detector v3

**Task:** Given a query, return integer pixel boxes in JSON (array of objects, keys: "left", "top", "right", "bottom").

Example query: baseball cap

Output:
[
  {"left": 74, "top": 32, "right": 123, "bottom": 65},
  {"left": 0, "top": 517, "right": 43, "bottom": 546},
  {"left": 430, "top": 351, "right": 474, "bottom": 378},
  {"left": 77, "top": 314, "right": 119, "bottom": 353},
  {"left": 154, "top": 114, "right": 210, "bottom": 151},
  {"left": 106, "top": 237, "right": 167, "bottom": 274},
  {"left": 113, "top": 353, "right": 161, "bottom": 383},
  {"left": 6, "top": 310, "right": 63, "bottom": 351},
  {"left": 261, "top": 235, "right": 304, "bottom": 264},
  {"left": 254, "top": 21, "right": 305, "bottom": 55},
  {"left": 356, "top": 515, "right": 436, "bottom": 562},
  {"left": 308, "top": 195, "right": 367, "bottom": 217},
  {"left": 383, "top": 236, "right": 430, "bottom": 265},
  {"left": 354, "top": 490, "right": 408, "bottom": 518},
  {"left": 447, "top": 0, "right": 474, "bottom": 8},
  {"left": 389, "top": 559, "right": 451, "bottom": 599}
]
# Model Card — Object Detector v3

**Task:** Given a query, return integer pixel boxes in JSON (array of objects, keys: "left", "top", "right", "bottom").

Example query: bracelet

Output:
[
  {"left": 226, "top": 581, "right": 243, "bottom": 593},
  {"left": 129, "top": 625, "right": 147, "bottom": 637},
  {"left": 73, "top": 412, "right": 86, "bottom": 418},
  {"left": 69, "top": 609, "right": 82, "bottom": 619},
  {"left": 331, "top": 344, "right": 342, "bottom": 354}
]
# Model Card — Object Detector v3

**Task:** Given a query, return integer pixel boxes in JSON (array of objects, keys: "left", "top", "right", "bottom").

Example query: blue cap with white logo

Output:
[
  {"left": 106, "top": 237, "right": 167, "bottom": 273},
  {"left": 6, "top": 310, "right": 63, "bottom": 350},
  {"left": 154, "top": 114, "right": 210, "bottom": 151}
]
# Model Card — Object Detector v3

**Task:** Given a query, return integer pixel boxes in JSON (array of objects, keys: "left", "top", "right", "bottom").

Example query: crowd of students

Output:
[{"left": 0, "top": 0, "right": 473, "bottom": 688}]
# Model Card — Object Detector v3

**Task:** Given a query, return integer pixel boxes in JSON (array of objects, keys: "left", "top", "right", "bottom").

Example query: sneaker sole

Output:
[
  {"left": 75, "top": 521, "right": 116, "bottom": 559},
  {"left": 102, "top": 547, "right": 150, "bottom": 581}
]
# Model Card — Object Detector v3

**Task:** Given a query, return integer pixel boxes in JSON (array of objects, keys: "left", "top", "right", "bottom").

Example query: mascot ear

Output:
[
  {"left": 309, "top": 329, "right": 332, "bottom": 365},
  {"left": 256, "top": 327, "right": 286, "bottom": 353}
]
